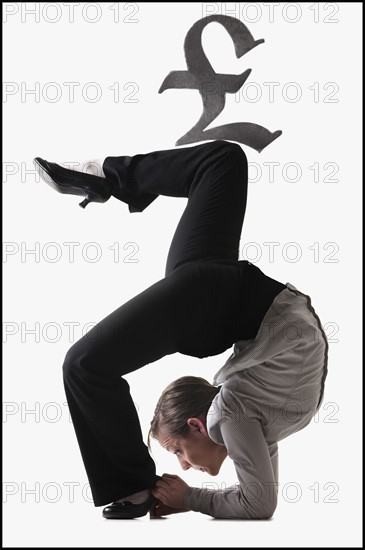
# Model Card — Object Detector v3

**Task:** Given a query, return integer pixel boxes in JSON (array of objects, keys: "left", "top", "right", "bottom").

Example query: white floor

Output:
[{"left": 3, "top": 498, "right": 362, "bottom": 547}]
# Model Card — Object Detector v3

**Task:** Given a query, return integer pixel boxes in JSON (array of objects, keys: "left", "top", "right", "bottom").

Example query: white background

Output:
[{"left": 3, "top": 2, "right": 362, "bottom": 547}]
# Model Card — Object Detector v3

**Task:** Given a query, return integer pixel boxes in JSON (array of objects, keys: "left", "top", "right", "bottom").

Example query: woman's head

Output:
[{"left": 148, "top": 376, "right": 227, "bottom": 475}]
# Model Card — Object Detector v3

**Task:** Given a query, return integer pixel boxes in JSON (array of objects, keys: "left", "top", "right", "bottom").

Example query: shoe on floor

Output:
[{"left": 102, "top": 494, "right": 159, "bottom": 519}]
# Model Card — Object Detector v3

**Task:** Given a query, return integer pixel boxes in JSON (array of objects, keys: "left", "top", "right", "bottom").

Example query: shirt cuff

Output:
[{"left": 184, "top": 486, "right": 214, "bottom": 515}]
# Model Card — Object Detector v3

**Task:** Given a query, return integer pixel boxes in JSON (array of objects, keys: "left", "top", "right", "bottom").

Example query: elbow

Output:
[
  {"left": 254, "top": 501, "right": 277, "bottom": 520},
  {"left": 247, "top": 496, "right": 277, "bottom": 520},
  {"left": 259, "top": 508, "right": 276, "bottom": 520}
]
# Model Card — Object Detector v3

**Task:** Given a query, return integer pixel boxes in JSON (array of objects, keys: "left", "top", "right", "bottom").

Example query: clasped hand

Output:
[{"left": 152, "top": 473, "right": 190, "bottom": 513}]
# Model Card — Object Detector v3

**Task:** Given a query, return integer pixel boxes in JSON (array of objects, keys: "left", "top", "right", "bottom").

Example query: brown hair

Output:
[{"left": 147, "top": 376, "right": 221, "bottom": 451}]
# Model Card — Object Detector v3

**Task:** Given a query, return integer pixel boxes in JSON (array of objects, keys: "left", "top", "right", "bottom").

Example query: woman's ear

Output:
[{"left": 187, "top": 417, "right": 207, "bottom": 435}]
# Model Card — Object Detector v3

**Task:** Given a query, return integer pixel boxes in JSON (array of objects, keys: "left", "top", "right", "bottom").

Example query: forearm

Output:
[{"left": 184, "top": 484, "right": 276, "bottom": 520}]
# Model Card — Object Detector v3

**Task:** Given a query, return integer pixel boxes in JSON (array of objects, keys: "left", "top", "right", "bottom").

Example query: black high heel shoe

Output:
[
  {"left": 102, "top": 494, "right": 160, "bottom": 520},
  {"left": 33, "top": 157, "right": 113, "bottom": 208}
]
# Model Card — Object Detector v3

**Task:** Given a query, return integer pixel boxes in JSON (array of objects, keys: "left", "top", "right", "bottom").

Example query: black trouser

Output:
[{"left": 62, "top": 140, "right": 286, "bottom": 507}]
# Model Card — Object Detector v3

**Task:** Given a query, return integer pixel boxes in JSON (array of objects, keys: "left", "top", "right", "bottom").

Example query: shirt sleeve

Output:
[{"left": 183, "top": 392, "right": 279, "bottom": 519}]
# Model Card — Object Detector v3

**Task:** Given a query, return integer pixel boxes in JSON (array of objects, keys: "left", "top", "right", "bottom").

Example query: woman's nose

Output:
[{"left": 179, "top": 458, "right": 191, "bottom": 471}]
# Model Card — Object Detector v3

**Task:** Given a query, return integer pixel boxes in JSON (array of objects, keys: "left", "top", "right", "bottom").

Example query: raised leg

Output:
[{"left": 103, "top": 140, "right": 248, "bottom": 276}]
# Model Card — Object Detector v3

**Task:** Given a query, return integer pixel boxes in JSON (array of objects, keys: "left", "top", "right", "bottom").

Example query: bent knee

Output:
[
  {"left": 62, "top": 341, "right": 92, "bottom": 379},
  {"left": 224, "top": 141, "right": 248, "bottom": 166},
  {"left": 212, "top": 140, "right": 248, "bottom": 170}
]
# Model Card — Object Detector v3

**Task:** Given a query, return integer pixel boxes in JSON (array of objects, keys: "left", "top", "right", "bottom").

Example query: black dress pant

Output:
[{"left": 62, "top": 140, "right": 286, "bottom": 507}]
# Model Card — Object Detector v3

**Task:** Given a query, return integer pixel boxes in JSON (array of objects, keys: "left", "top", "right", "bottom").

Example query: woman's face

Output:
[{"left": 157, "top": 418, "right": 227, "bottom": 476}]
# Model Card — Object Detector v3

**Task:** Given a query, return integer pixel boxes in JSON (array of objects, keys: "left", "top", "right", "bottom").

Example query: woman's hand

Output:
[{"left": 152, "top": 473, "right": 191, "bottom": 510}]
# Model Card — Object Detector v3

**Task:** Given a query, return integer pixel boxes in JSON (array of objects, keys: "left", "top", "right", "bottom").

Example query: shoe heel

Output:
[
  {"left": 79, "top": 189, "right": 106, "bottom": 208},
  {"left": 149, "top": 501, "right": 162, "bottom": 519},
  {"left": 79, "top": 195, "right": 92, "bottom": 208}
]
